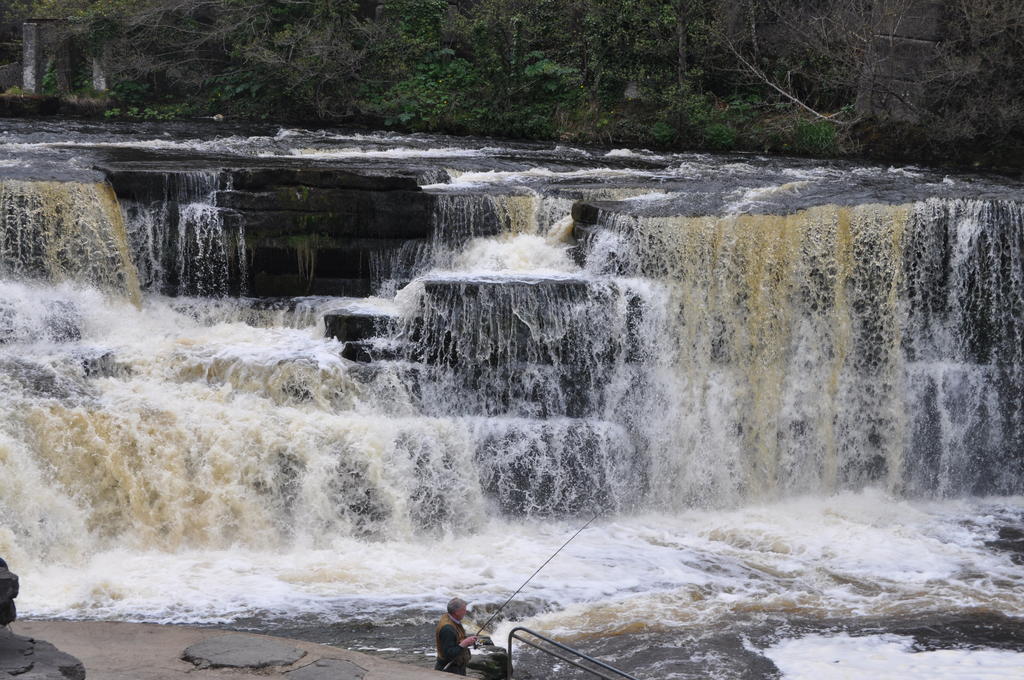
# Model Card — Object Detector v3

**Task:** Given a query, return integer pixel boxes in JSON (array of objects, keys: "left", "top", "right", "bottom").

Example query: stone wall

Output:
[{"left": 857, "top": 0, "right": 947, "bottom": 122}]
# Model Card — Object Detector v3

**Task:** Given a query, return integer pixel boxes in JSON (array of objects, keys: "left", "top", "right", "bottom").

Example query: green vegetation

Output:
[{"left": 3, "top": 0, "right": 1022, "bottom": 169}]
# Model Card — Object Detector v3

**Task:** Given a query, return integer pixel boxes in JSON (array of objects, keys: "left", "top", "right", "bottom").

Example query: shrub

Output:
[{"left": 793, "top": 119, "right": 837, "bottom": 155}]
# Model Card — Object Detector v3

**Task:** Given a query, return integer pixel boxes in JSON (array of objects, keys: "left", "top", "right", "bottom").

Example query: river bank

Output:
[{"left": 12, "top": 621, "right": 444, "bottom": 680}]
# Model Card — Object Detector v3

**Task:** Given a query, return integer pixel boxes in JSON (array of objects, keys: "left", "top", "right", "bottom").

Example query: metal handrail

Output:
[{"left": 506, "top": 626, "right": 640, "bottom": 680}]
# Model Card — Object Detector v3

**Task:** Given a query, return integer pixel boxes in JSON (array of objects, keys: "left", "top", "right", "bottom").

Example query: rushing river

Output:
[{"left": 1, "top": 120, "right": 1022, "bottom": 679}]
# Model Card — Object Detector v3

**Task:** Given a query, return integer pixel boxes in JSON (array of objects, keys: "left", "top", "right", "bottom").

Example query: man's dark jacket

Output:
[{"left": 434, "top": 612, "right": 470, "bottom": 675}]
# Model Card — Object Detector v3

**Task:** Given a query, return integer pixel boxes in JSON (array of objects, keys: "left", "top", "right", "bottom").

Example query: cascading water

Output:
[
  {"left": 580, "top": 199, "right": 1024, "bottom": 505},
  {"left": 0, "top": 122, "right": 1021, "bottom": 679},
  {"left": 120, "top": 171, "right": 245, "bottom": 296},
  {"left": 0, "top": 179, "right": 140, "bottom": 302}
]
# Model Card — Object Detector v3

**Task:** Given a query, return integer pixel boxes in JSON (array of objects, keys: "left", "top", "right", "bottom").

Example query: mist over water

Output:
[{"left": 1, "top": 122, "right": 1022, "bottom": 678}]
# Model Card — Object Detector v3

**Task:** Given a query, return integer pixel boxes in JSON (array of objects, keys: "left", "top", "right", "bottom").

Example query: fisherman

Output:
[{"left": 434, "top": 597, "right": 478, "bottom": 675}]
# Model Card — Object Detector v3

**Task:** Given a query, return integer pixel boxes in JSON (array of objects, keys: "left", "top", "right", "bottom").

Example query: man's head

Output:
[{"left": 447, "top": 597, "right": 468, "bottom": 620}]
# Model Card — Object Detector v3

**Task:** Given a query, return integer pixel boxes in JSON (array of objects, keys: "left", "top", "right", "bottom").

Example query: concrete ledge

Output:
[{"left": 15, "top": 621, "right": 447, "bottom": 680}]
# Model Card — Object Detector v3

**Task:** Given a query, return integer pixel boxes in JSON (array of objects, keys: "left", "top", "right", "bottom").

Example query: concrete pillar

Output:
[
  {"left": 92, "top": 56, "right": 107, "bottom": 92},
  {"left": 21, "top": 20, "right": 71, "bottom": 94},
  {"left": 21, "top": 21, "right": 44, "bottom": 93}
]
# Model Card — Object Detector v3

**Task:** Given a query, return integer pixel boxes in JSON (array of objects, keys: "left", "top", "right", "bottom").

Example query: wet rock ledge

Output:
[
  {"left": 0, "top": 632, "right": 86, "bottom": 680},
  {"left": 15, "top": 621, "right": 445, "bottom": 680},
  {"left": 101, "top": 164, "right": 435, "bottom": 297},
  {"left": 1, "top": 558, "right": 86, "bottom": 679}
]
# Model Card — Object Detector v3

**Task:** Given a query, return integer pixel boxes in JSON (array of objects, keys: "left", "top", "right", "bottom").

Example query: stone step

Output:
[
  {"left": 323, "top": 304, "right": 402, "bottom": 362},
  {"left": 323, "top": 310, "right": 394, "bottom": 343},
  {"left": 340, "top": 339, "right": 407, "bottom": 363},
  {"left": 413, "top": 276, "right": 652, "bottom": 366},
  {"left": 236, "top": 199, "right": 432, "bottom": 240},
  {"left": 226, "top": 167, "right": 420, "bottom": 192}
]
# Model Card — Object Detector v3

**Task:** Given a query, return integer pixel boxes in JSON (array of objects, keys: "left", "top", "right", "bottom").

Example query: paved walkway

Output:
[{"left": 14, "top": 621, "right": 446, "bottom": 680}]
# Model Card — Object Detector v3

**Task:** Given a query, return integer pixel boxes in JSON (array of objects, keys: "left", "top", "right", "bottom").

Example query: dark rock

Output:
[
  {"left": 885, "top": 611, "right": 1024, "bottom": 652},
  {"left": 857, "top": 1, "right": 947, "bottom": 122},
  {"left": 0, "top": 630, "right": 85, "bottom": 680},
  {"left": 471, "top": 599, "right": 545, "bottom": 624},
  {"left": 339, "top": 340, "right": 406, "bottom": 363},
  {"left": 239, "top": 208, "right": 424, "bottom": 241},
  {"left": 217, "top": 186, "right": 424, "bottom": 215},
  {"left": 569, "top": 223, "right": 601, "bottom": 267},
  {"left": 324, "top": 307, "right": 402, "bottom": 362},
  {"left": 182, "top": 634, "right": 306, "bottom": 669},
  {"left": 247, "top": 238, "right": 426, "bottom": 297},
  {"left": 0, "top": 559, "right": 17, "bottom": 626},
  {"left": 285, "top": 658, "right": 366, "bottom": 680},
  {"left": 0, "top": 63, "right": 21, "bottom": 91},
  {"left": 870, "top": 35, "right": 941, "bottom": 82},
  {"left": 323, "top": 311, "right": 391, "bottom": 343},
  {"left": 228, "top": 168, "right": 420, "bottom": 192},
  {"left": 986, "top": 525, "right": 1024, "bottom": 565},
  {"left": 103, "top": 164, "right": 437, "bottom": 297},
  {"left": 340, "top": 341, "right": 373, "bottom": 362},
  {"left": 238, "top": 192, "right": 433, "bottom": 240},
  {"left": 101, "top": 169, "right": 227, "bottom": 202},
  {"left": 467, "top": 645, "right": 509, "bottom": 680},
  {"left": 78, "top": 350, "right": 117, "bottom": 378},
  {"left": 571, "top": 201, "right": 618, "bottom": 226},
  {"left": 250, "top": 271, "right": 373, "bottom": 298}
]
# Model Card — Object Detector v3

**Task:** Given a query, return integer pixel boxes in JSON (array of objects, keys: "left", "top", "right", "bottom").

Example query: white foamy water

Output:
[
  {"left": 268, "top": 146, "right": 486, "bottom": 160},
  {"left": 764, "top": 633, "right": 1023, "bottom": 679},
  {"left": 13, "top": 491, "right": 1024, "bottom": 636},
  {"left": 449, "top": 234, "right": 579, "bottom": 275},
  {"left": 440, "top": 167, "right": 661, "bottom": 187}
]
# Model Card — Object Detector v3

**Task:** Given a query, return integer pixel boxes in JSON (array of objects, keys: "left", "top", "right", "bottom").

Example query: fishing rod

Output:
[
  {"left": 473, "top": 509, "right": 601, "bottom": 638},
  {"left": 440, "top": 510, "right": 601, "bottom": 672}
]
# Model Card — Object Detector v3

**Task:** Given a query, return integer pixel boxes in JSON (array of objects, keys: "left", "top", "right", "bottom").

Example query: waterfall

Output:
[
  {"left": 120, "top": 171, "right": 246, "bottom": 296},
  {"left": 373, "top": 192, "right": 543, "bottom": 294},
  {"left": 0, "top": 126, "right": 1021, "bottom": 670},
  {"left": 579, "top": 198, "right": 1024, "bottom": 503},
  {"left": 902, "top": 198, "right": 1024, "bottom": 496},
  {"left": 430, "top": 192, "right": 539, "bottom": 244},
  {"left": 0, "top": 180, "right": 141, "bottom": 303}
]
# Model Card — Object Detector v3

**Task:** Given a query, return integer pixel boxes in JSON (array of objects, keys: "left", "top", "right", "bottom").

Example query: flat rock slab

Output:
[
  {"left": 18, "top": 621, "right": 442, "bottom": 680},
  {"left": 286, "top": 658, "right": 366, "bottom": 680},
  {"left": 0, "top": 630, "right": 85, "bottom": 680},
  {"left": 183, "top": 634, "right": 305, "bottom": 669}
]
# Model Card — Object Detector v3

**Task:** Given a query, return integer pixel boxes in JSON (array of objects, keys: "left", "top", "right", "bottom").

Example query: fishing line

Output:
[{"left": 474, "top": 510, "right": 601, "bottom": 636}]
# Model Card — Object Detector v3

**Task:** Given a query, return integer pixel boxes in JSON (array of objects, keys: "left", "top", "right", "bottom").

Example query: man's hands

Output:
[{"left": 459, "top": 636, "right": 478, "bottom": 648}]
